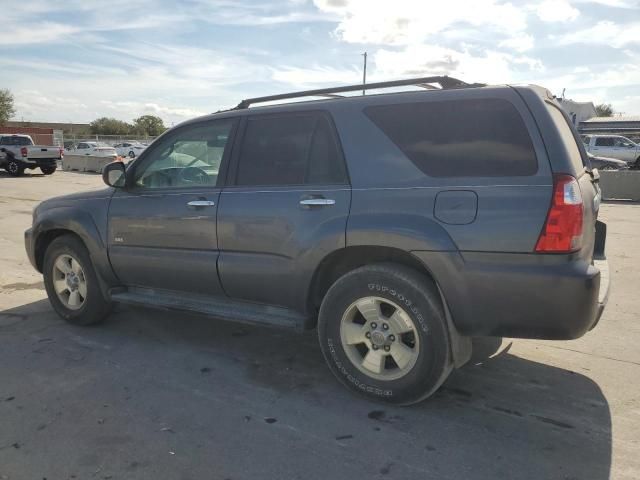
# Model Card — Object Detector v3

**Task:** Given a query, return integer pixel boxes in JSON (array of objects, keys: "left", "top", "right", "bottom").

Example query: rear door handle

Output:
[
  {"left": 299, "top": 198, "right": 335, "bottom": 206},
  {"left": 187, "top": 200, "right": 215, "bottom": 207}
]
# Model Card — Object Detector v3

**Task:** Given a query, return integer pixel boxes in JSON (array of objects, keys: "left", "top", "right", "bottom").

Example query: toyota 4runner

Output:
[{"left": 25, "top": 77, "right": 610, "bottom": 405}]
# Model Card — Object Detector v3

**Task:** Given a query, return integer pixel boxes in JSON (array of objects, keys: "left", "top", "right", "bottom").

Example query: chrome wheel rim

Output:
[
  {"left": 340, "top": 296, "right": 420, "bottom": 381},
  {"left": 52, "top": 254, "right": 87, "bottom": 310}
]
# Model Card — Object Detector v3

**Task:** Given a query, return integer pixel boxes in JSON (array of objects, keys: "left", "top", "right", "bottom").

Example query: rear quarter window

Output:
[
  {"left": 364, "top": 98, "right": 537, "bottom": 177},
  {"left": 546, "top": 103, "right": 585, "bottom": 174}
]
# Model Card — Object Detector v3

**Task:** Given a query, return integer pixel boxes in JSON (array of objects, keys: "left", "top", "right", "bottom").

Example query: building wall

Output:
[
  {"left": 559, "top": 99, "right": 597, "bottom": 126},
  {"left": 0, "top": 126, "right": 55, "bottom": 145}
]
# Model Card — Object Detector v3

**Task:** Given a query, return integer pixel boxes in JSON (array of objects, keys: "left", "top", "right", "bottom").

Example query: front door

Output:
[
  {"left": 217, "top": 111, "right": 351, "bottom": 312},
  {"left": 108, "top": 118, "right": 237, "bottom": 296}
]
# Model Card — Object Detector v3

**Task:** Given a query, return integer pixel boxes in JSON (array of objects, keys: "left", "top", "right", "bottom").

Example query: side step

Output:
[{"left": 110, "top": 287, "right": 307, "bottom": 330}]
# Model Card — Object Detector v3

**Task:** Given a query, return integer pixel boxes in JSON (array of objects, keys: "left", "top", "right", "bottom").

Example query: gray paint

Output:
[{"left": 25, "top": 84, "right": 608, "bottom": 340}]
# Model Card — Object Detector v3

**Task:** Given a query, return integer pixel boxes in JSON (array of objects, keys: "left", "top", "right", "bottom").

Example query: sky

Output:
[{"left": 1, "top": 0, "right": 639, "bottom": 125}]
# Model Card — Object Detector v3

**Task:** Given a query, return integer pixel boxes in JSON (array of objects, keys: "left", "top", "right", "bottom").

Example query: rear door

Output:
[
  {"left": 217, "top": 111, "right": 350, "bottom": 311},
  {"left": 108, "top": 118, "right": 237, "bottom": 295}
]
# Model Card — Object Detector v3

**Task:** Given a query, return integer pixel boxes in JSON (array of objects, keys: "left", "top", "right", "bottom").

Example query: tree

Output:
[
  {"left": 0, "top": 89, "right": 16, "bottom": 126},
  {"left": 89, "top": 117, "right": 133, "bottom": 135},
  {"left": 133, "top": 115, "right": 166, "bottom": 136},
  {"left": 595, "top": 103, "right": 614, "bottom": 117}
]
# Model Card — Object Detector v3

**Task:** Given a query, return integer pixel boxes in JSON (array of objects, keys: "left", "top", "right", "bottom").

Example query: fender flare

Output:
[{"left": 32, "top": 207, "right": 119, "bottom": 295}]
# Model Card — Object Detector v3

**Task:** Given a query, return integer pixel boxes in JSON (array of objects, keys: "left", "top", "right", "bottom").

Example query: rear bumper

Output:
[
  {"left": 592, "top": 256, "right": 609, "bottom": 328},
  {"left": 19, "top": 158, "right": 59, "bottom": 168},
  {"left": 412, "top": 249, "right": 609, "bottom": 340}
]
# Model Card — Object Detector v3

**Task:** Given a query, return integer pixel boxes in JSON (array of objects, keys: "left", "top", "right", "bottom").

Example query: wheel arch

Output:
[
  {"left": 308, "top": 246, "right": 442, "bottom": 319},
  {"left": 32, "top": 207, "right": 118, "bottom": 294}
]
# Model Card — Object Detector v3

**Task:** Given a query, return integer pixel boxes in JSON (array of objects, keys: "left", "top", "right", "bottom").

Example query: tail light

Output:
[
  {"left": 59, "top": 147, "right": 64, "bottom": 159},
  {"left": 20, "top": 146, "right": 28, "bottom": 157},
  {"left": 535, "top": 174, "right": 584, "bottom": 253}
]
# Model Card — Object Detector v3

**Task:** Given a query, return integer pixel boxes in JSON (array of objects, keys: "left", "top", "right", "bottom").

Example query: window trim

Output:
[
  {"left": 227, "top": 110, "right": 350, "bottom": 188},
  {"left": 125, "top": 117, "right": 239, "bottom": 192}
]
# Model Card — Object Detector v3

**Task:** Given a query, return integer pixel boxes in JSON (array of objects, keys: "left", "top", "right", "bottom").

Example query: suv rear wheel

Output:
[
  {"left": 43, "top": 234, "right": 111, "bottom": 325},
  {"left": 318, "top": 264, "right": 451, "bottom": 405},
  {"left": 40, "top": 165, "right": 56, "bottom": 175}
]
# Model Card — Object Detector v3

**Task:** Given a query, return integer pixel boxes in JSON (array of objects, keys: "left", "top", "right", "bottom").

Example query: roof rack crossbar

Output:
[{"left": 235, "top": 75, "right": 477, "bottom": 109}]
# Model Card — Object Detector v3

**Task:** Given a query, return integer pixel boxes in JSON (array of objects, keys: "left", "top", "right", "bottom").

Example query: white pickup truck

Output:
[
  {"left": 0, "top": 134, "right": 63, "bottom": 176},
  {"left": 582, "top": 134, "right": 640, "bottom": 168}
]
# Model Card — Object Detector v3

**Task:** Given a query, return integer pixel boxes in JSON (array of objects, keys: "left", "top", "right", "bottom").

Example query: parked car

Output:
[
  {"left": 0, "top": 134, "right": 62, "bottom": 176},
  {"left": 587, "top": 152, "right": 629, "bottom": 170},
  {"left": 582, "top": 134, "right": 640, "bottom": 167},
  {"left": 25, "top": 77, "right": 609, "bottom": 405},
  {"left": 69, "top": 141, "right": 117, "bottom": 158},
  {"left": 114, "top": 142, "right": 146, "bottom": 158}
]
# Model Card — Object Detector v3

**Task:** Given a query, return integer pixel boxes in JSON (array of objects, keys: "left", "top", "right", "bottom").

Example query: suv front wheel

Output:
[
  {"left": 318, "top": 264, "right": 452, "bottom": 405},
  {"left": 43, "top": 234, "right": 111, "bottom": 325}
]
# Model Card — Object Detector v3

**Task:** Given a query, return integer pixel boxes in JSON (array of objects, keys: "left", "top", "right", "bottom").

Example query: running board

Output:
[{"left": 110, "top": 287, "right": 306, "bottom": 330}]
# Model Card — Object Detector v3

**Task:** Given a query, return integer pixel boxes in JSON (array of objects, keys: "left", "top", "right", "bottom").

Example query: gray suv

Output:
[{"left": 25, "top": 77, "right": 609, "bottom": 405}]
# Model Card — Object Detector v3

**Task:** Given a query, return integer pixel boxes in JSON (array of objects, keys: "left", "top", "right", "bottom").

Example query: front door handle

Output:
[
  {"left": 299, "top": 198, "right": 335, "bottom": 207},
  {"left": 187, "top": 200, "right": 215, "bottom": 207}
]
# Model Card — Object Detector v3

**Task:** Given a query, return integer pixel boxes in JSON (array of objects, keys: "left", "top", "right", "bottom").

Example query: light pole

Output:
[{"left": 362, "top": 52, "right": 367, "bottom": 95}]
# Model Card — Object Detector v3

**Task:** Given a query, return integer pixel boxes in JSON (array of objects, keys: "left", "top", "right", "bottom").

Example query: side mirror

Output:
[{"left": 102, "top": 161, "right": 126, "bottom": 188}]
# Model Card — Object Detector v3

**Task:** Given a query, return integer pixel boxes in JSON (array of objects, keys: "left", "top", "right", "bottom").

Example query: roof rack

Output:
[{"left": 235, "top": 76, "right": 482, "bottom": 109}]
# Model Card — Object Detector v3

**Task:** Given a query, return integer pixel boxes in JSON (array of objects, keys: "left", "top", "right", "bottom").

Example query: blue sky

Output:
[{"left": 2, "top": 0, "right": 639, "bottom": 125}]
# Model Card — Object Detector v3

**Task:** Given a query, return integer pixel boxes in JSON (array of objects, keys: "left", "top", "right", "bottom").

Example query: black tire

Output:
[
  {"left": 40, "top": 165, "right": 56, "bottom": 175},
  {"left": 317, "top": 263, "right": 451, "bottom": 405},
  {"left": 634, "top": 157, "right": 640, "bottom": 170},
  {"left": 43, "top": 234, "right": 111, "bottom": 326},
  {"left": 6, "top": 158, "right": 24, "bottom": 177},
  {"left": 128, "top": 151, "right": 135, "bottom": 158}
]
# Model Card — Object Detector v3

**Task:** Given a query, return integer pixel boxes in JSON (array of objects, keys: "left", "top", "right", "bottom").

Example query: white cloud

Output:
[
  {"left": 271, "top": 65, "right": 362, "bottom": 87},
  {"left": 555, "top": 20, "right": 640, "bottom": 47},
  {"left": 0, "top": 22, "right": 79, "bottom": 45},
  {"left": 535, "top": 0, "right": 579, "bottom": 22},
  {"left": 313, "top": 0, "right": 528, "bottom": 46},
  {"left": 372, "top": 45, "right": 544, "bottom": 85},
  {"left": 499, "top": 34, "right": 535, "bottom": 52}
]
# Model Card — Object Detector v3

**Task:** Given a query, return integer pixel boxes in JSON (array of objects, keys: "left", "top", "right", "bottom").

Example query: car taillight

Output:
[
  {"left": 59, "top": 147, "right": 64, "bottom": 158},
  {"left": 20, "top": 146, "right": 28, "bottom": 157},
  {"left": 535, "top": 174, "right": 584, "bottom": 253}
]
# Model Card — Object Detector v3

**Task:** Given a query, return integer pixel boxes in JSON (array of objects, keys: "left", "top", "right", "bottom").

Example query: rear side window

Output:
[
  {"left": 236, "top": 113, "right": 347, "bottom": 186},
  {"left": 364, "top": 98, "right": 537, "bottom": 177},
  {"left": 595, "top": 137, "right": 614, "bottom": 147}
]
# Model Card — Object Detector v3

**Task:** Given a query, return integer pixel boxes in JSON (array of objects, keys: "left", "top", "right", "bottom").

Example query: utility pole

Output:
[{"left": 362, "top": 52, "right": 367, "bottom": 95}]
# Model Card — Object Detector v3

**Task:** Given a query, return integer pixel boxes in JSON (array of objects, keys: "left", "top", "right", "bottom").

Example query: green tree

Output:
[
  {"left": 133, "top": 115, "right": 166, "bottom": 136},
  {"left": 0, "top": 89, "right": 16, "bottom": 126},
  {"left": 89, "top": 117, "right": 133, "bottom": 135},
  {"left": 595, "top": 103, "right": 614, "bottom": 117}
]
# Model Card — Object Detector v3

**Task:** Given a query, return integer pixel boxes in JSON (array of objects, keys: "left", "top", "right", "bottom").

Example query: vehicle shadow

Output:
[{"left": 0, "top": 300, "right": 612, "bottom": 480}]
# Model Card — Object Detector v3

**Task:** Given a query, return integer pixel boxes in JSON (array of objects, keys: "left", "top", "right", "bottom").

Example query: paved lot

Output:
[{"left": 1, "top": 170, "right": 639, "bottom": 480}]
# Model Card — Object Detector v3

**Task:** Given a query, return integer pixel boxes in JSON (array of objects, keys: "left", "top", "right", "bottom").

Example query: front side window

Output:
[
  {"left": 235, "top": 113, "right": 347, "bottom": 186},
  {"left": 614, "top": 137, "right": 635, "bottom": 148},
  {"left": 365, "top": 98, "right": 537, "bottom": 177},
  {"left": 133, "top": 119, "right": 235, "bottom": 189}
]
